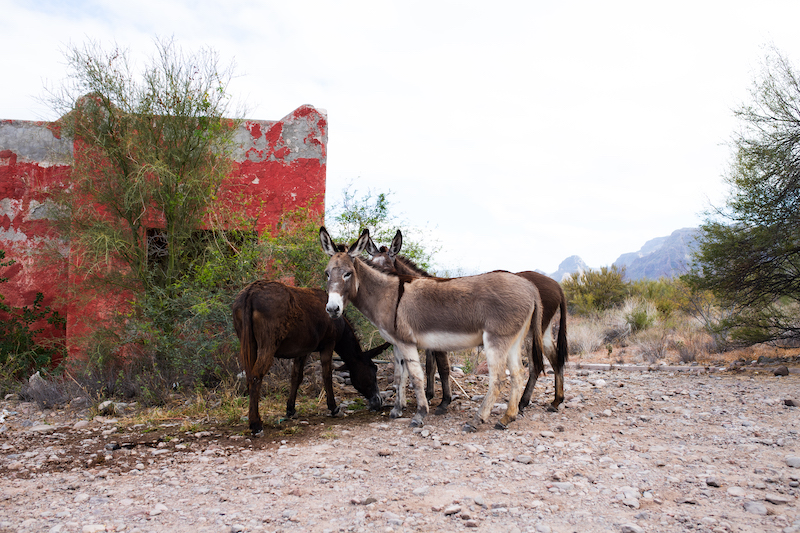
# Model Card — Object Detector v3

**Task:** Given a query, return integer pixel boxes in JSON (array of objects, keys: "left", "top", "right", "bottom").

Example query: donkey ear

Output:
[
  {"left": 388, "top": 230, "right": 403, "bottom": 258},
  {"left": 319, "top": 226, "right": 337, "bottom": 257},
  {"left": 348, "top": 228, "right": 371, "bottom": 258},
  {"left": 365, "top": 234, "right": 380, "bottom": 256}
]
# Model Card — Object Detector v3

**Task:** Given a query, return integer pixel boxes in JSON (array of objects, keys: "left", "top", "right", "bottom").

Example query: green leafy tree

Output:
[
  {"left": 326, "top": 184, "right": 438, "bottom": 272},
  {"left": 47, "top": 37, "right": 241, "bottom": 293},
  {"left": 685, "top": 48, "right": 800, "bottom": 345}
]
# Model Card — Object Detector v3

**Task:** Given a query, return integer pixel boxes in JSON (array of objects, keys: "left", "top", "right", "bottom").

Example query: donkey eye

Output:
[
  {"left": 325, "top": 271, "right": 330, "bottom": 280},
  {"left": 343, "top": 272, "right": 352, "bottom": 280}
]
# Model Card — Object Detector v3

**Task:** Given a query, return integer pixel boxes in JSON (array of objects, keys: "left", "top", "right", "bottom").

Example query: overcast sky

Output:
[{"left": 2, "top": 1, "right": 799, "bottom": 274}]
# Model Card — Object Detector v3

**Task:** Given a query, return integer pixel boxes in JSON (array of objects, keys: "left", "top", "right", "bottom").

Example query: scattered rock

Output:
[
  {"left": 786, "top": 456, "right": 800, "bottom": 468},
  {"left": 743, "top": 501, "right": 768, "bottom": 515},
  {"left": 774, "top": 366, "right": 790, "bottom": 376}
]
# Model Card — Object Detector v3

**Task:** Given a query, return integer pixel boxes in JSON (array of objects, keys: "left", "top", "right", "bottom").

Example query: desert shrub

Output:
[
  {"left": 568, "top": 316, "right": 606, "bottom": 355},
  {"left": 631, "top": 327, "right": 671, "bottom": 363},
  {"left": 622, "top": 297, "right": 659, "bottom": 333},
  {"left": 563, "top": 265, "right": 628, "bottom": 315}
]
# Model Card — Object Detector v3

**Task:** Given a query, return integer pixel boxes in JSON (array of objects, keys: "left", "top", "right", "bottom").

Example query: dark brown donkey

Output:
[
  {"left": 368, "top": 230, "right": 569, "bottom": 412},
  {"left": 233, "top": 280, "right": 388, "bottom": 435},
  {"left": 320, "top": 227, "right": 544, "bottom": 432}
]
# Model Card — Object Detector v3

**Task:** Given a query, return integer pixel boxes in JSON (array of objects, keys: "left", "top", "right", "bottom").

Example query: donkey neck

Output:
[{"left": 351, "top": 257, "right": 404, "bottom": 338}]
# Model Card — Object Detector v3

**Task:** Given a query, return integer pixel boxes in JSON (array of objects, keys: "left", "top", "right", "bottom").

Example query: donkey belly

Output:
[{"left": 416, "top": 331, "right": 483, "bottom": 351}]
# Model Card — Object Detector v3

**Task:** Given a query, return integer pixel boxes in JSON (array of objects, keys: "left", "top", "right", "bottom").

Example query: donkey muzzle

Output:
[{"left": 326, "top": 293, "right": 344, "bottom": 319}]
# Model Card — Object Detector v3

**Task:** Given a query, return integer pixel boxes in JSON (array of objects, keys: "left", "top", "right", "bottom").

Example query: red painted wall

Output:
[{"left": 0, "top": 105, "right": 328, "bottom": 360}]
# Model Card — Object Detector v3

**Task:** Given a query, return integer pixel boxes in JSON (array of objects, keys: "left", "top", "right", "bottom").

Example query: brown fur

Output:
[{"left": 232, "top": 280, "right": 387, "bottom": 435}]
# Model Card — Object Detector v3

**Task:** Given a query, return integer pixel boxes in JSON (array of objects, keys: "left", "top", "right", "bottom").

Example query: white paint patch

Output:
[
  {"left": 251, "top": 177, "right": 260, "bottom": 185},
  {"left": 0, "top": 227, "right": 27, "bottom": 242},
  {"left": 416, "top": 331, "right": 483, "bottom": 351},
  {"left": 0, "top": 198, "right": 22, "bottom": 222}
]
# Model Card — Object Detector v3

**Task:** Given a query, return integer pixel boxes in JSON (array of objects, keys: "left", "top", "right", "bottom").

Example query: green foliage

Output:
[
  {"left": 75, "top": 238, "right": 258, "bottom": 404},
  {"left": 562, "top": 265, "right": 628, "bottom": 315},
  {"left": 0, "top": 251, "right": 66, "bottom": 391},
  {"left": 686, "top": 48, "right": 800, "bottom": 345},
  {"left": 47, "top": 37, "right": 241, "bottom": 293},
  {"left": 326, "top": 184, "right": 438, "bottom": 273}
]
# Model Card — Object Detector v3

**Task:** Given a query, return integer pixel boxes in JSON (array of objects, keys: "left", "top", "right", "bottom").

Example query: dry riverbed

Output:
[{"left": 1, "top": 360, "right": 799, "bottom": 533}]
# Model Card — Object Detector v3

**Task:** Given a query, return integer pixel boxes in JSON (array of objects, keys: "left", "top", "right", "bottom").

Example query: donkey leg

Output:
[
  {"left": 498, "top": 337, "right": 526, "bottom": 429},
  {"left": 519, "top": 324, "right": 556, "bottom": 413},
  {"left": 424, "top": 350, "right": 436, "bottom": 402},
  {"left": 396, "top": 343, "right": 429, "bottom": 427},
  {"left": 286, "top": 355, "right": 309, "bottom": 419},
  {"left": 433, "top": 351, "right": 452, "bottom": 415},
  {"left": 390, "top": 346, "right": 408, "bottom": 419},
  {"left": 466, "top": 345, "right": 504, "bottom": 431},
  {"left": 248, "top": 373, "right": 265, "bottom": 435},
  {"left": 549, "top": 356, "right": 565, "bottom": 412},
  {"left": 319, "top": 346, "right": 340, "bottom": 416}
]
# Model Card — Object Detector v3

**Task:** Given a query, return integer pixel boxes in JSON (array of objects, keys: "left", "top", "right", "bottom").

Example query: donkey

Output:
[
  {"left": 232, "top": 280, "right": 388, "bottom": 435},
  {"left": 320, "top": 227, "right": 544, "bottom": 432},
  {"left": 368, "top": 230, "right": 569, "bottom": 412},
  {"left": 365, "top": 234, "right": 452, "bottom": 415}
]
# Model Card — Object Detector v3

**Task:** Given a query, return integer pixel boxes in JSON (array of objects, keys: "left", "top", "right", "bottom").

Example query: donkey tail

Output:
[
  {"left": 530, "top": 291, "right": 545, "bottom": 377},
  {"left": 555, "top": 290, "right": 569, "bottom": 369},
  {"left": 239, "top": 285, "right": 258, "bottom": 376}
]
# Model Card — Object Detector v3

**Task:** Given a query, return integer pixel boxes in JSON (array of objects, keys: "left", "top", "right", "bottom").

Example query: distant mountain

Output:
[
  {"left": 614, "top": 227, "right": 699, "bottom": 280},
  {"left": 549, "top": 255, "right": 589, "bottom": 281},
  {"left": 546, "top": 228, "right": 700, "bottom": 282}
]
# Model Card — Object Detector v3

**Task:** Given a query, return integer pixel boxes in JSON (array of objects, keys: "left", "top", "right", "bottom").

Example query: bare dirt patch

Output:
[{"left": 1, "top": 352, "right": 799, "bottom": 533}]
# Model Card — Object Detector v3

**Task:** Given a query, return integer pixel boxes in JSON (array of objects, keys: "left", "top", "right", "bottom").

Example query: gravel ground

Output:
[{"left": 1, "top": 361, "right": 799, "bottom": 533}]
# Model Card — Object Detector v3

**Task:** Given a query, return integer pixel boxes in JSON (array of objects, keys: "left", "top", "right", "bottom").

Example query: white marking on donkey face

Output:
[{"left": 326, "top": 292, "right": 345, "bottom": 319}]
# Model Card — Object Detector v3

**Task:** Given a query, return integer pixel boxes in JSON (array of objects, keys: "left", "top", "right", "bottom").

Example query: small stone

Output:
[
  {"left": 622, "top": 498, "right": 640, "bottom": 509},
  {"left": 774, "top": 366, "right": 790, "bottom": 376},
  {"left": 727, "top": 486, "right": 746, "bottom": 497},
  {"left": 82, "top": 526, "right": 106, "bottom": 533},
  {"left": 743, "top": 501, "right": 768, "bottom": 515},
  {"left": 786, "top": 456, "right": 800, "bottom": 468},
  {"left": 378, "top": 449, "right": 392, "bottom": 457},
  {"left": 765, "top": 493, "right": 790, "bottom": 505},
  {"left": 515, "top": 454, "right": 533, "bottom": 464},
  {"left": 540, "top": 431, "right": 555, "bottom": 438},
  {"left": 443, "top": 504, "right": 462, "bottom": 516},
  {"left": 706, "top": 477, "right": 721, "bottom": 487},
  {"left": 464, "top": 520, "right": 479, "bottom": 528},
  {"left": 620, "top": 525, "right": 645, "bottom": 533},
  {"left": 73, "top": 420, "right": 90, "bottom": 430},
  {"left": 412, "top": 486, "right": 430, "bottom": 497},
  {"left": 97, "top": 401, "right": 116, "bottom": 415},
  {"left": 28, "top": 424, "right": 56, "bottom": 434},
  {"left": 785, "top": 399, "right": 799, "bottom": 407}
]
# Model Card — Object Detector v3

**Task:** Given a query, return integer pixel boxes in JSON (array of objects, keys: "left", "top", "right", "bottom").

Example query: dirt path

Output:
[{"left": 1, "top": 364, "right": 799, "bottom": 533}]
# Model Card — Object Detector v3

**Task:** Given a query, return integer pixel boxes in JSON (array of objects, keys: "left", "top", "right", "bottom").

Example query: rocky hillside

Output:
[
  {"left": 614, "top": 227, "right": 699, "bottom": 280},
  {"left": 548, "top": 228, "right": 700, "bottom": 281}
]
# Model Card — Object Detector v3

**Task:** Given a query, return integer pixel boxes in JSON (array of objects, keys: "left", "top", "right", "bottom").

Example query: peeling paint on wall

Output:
[{"left": 0, "top": 105, "right": 328, "bottom": 361}]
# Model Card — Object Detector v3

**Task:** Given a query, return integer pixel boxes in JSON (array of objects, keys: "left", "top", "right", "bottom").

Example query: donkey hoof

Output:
[
  {"left": 389, "top": 408, "right": 403, "bottom": 419},
  {"left": 494, "top": 421, "right": 508, "bottom": 430},
  {"left": 546, "top": 404, "right": 558, "bottom": 413},
  {"left": 462, "top": 422, "right": 478, "bottom": 433},
  {"left": 434, "top": 406, "right": 448, "bottom": 416},
  {"left": 409, "top": 416, "right": 424, "bottom": 428}
]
